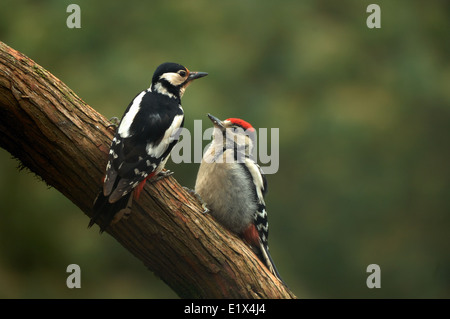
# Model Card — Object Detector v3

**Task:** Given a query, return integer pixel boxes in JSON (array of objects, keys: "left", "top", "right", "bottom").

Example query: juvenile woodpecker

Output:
[
  {"left": 90, "top": 62, "right": 207, "bottom": 232},
  {"left": 195, "top": 114, "right": 283, "bottom": 282}
]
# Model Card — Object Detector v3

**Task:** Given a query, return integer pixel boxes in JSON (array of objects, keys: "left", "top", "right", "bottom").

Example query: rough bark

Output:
[{"left": 0, "top": 41, "right": 296, "bottom": 299}]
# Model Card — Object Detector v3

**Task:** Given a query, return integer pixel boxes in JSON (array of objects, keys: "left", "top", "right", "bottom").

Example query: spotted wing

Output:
[{"left": 103, "top": 90, "right": 184, "bottom": 203}]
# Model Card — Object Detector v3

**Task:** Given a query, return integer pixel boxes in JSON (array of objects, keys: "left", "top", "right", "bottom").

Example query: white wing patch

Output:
[
  {"left": 118, "top": 91, "right": 146, "bottom": 138},
  {"left": 146, "top": 113, "right": 184, "bottom": 158},
  {"left": 245, "top": 158, "right": 266, "bottom": 204}
]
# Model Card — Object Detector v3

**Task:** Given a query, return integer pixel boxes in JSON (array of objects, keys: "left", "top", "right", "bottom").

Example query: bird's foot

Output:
[
  {"left": 154, "top": 169, "right": 174, "bottom": 181},
  {"left": 183, "top": 187, "right": 210, "bottom": 214},
  {"left": 107, "top": 117, "right": 120, "bottom": 130}
]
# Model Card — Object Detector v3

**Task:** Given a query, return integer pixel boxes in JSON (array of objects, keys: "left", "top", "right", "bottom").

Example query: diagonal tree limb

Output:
[{"left": 0, "top": 41, "right": 296, "bottom": 299}]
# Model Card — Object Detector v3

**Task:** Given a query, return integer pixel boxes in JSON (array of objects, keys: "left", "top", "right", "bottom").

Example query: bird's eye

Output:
[{"left": 178, "top": 70, "right": 187, "bottom": 77}]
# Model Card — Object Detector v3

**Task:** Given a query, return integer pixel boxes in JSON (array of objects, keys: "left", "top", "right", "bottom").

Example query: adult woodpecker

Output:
[
  {"left": 90, "top": 62, "right": 207, "bottom": 232},
  {"left": 195, "top": 114, "right": 284, "bottom": 283}
]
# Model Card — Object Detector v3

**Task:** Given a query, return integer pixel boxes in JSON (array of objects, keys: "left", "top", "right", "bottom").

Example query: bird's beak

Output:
[
  {"left": 207, "top": 113, "right": 225, "bottom": 131},
  {"left": 187, "top": 71, "right": 208, "bottom": 81},
  {"left": 180, "top": 71, "right": 208, "bottom": 94}
]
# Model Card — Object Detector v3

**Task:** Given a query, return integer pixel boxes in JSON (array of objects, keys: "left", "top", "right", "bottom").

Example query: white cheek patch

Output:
[
  {"left": 118, "top": 91, "right": 146, "bottom": 138},
  {"left": 146, "top": 113, "right": 184, "bottom": 158},
  {"left": 159, "top": 72, "right": 186, "bottom": 86}
]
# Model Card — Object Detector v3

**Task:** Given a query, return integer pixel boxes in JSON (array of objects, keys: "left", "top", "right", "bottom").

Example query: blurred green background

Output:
[{"left": 1, "top": 0, "right": 449, "bottom": 298}]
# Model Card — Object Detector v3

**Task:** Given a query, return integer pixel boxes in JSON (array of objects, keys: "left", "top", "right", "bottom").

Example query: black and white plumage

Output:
[
  {"left": 90, "top": 62, "right": 207, "bottom": 232},
  {"left": 194, "top": 114, "right": 283, "bottom": 283}
]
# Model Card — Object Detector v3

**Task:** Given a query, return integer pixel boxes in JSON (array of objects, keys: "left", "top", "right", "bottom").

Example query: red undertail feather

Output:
[
  {"left": 242, "top": 223, "right": 260, "bottom": 249},
  {"left": 134, "top": 172, "right": 156, "bottom": 200}
]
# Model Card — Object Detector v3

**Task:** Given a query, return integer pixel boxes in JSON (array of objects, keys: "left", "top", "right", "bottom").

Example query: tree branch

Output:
[{"left": 0, "top": 41, "right": 296, "bottom": 299}]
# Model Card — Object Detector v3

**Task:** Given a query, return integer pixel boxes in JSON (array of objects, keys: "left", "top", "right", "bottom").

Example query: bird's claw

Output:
[
  {"left": 183, "top": 187, "right": 210, "bottom": 214},
  {"left": 155, "top": 169, "right": 174, "bottom": 181},
  {"left": 107, "top": 117, "right": 120, "bottom": 130}
]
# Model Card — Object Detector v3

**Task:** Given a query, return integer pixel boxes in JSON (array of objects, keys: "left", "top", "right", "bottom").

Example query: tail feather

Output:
[
  {"left": 243, "top": 223, "right": 286, "bottom": 285},
  {"left": 90, "top": 190, "right": 132, "bottom": 233},
  {"left": 258, "top": 241, "right": 286, "bottom": 286}
]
